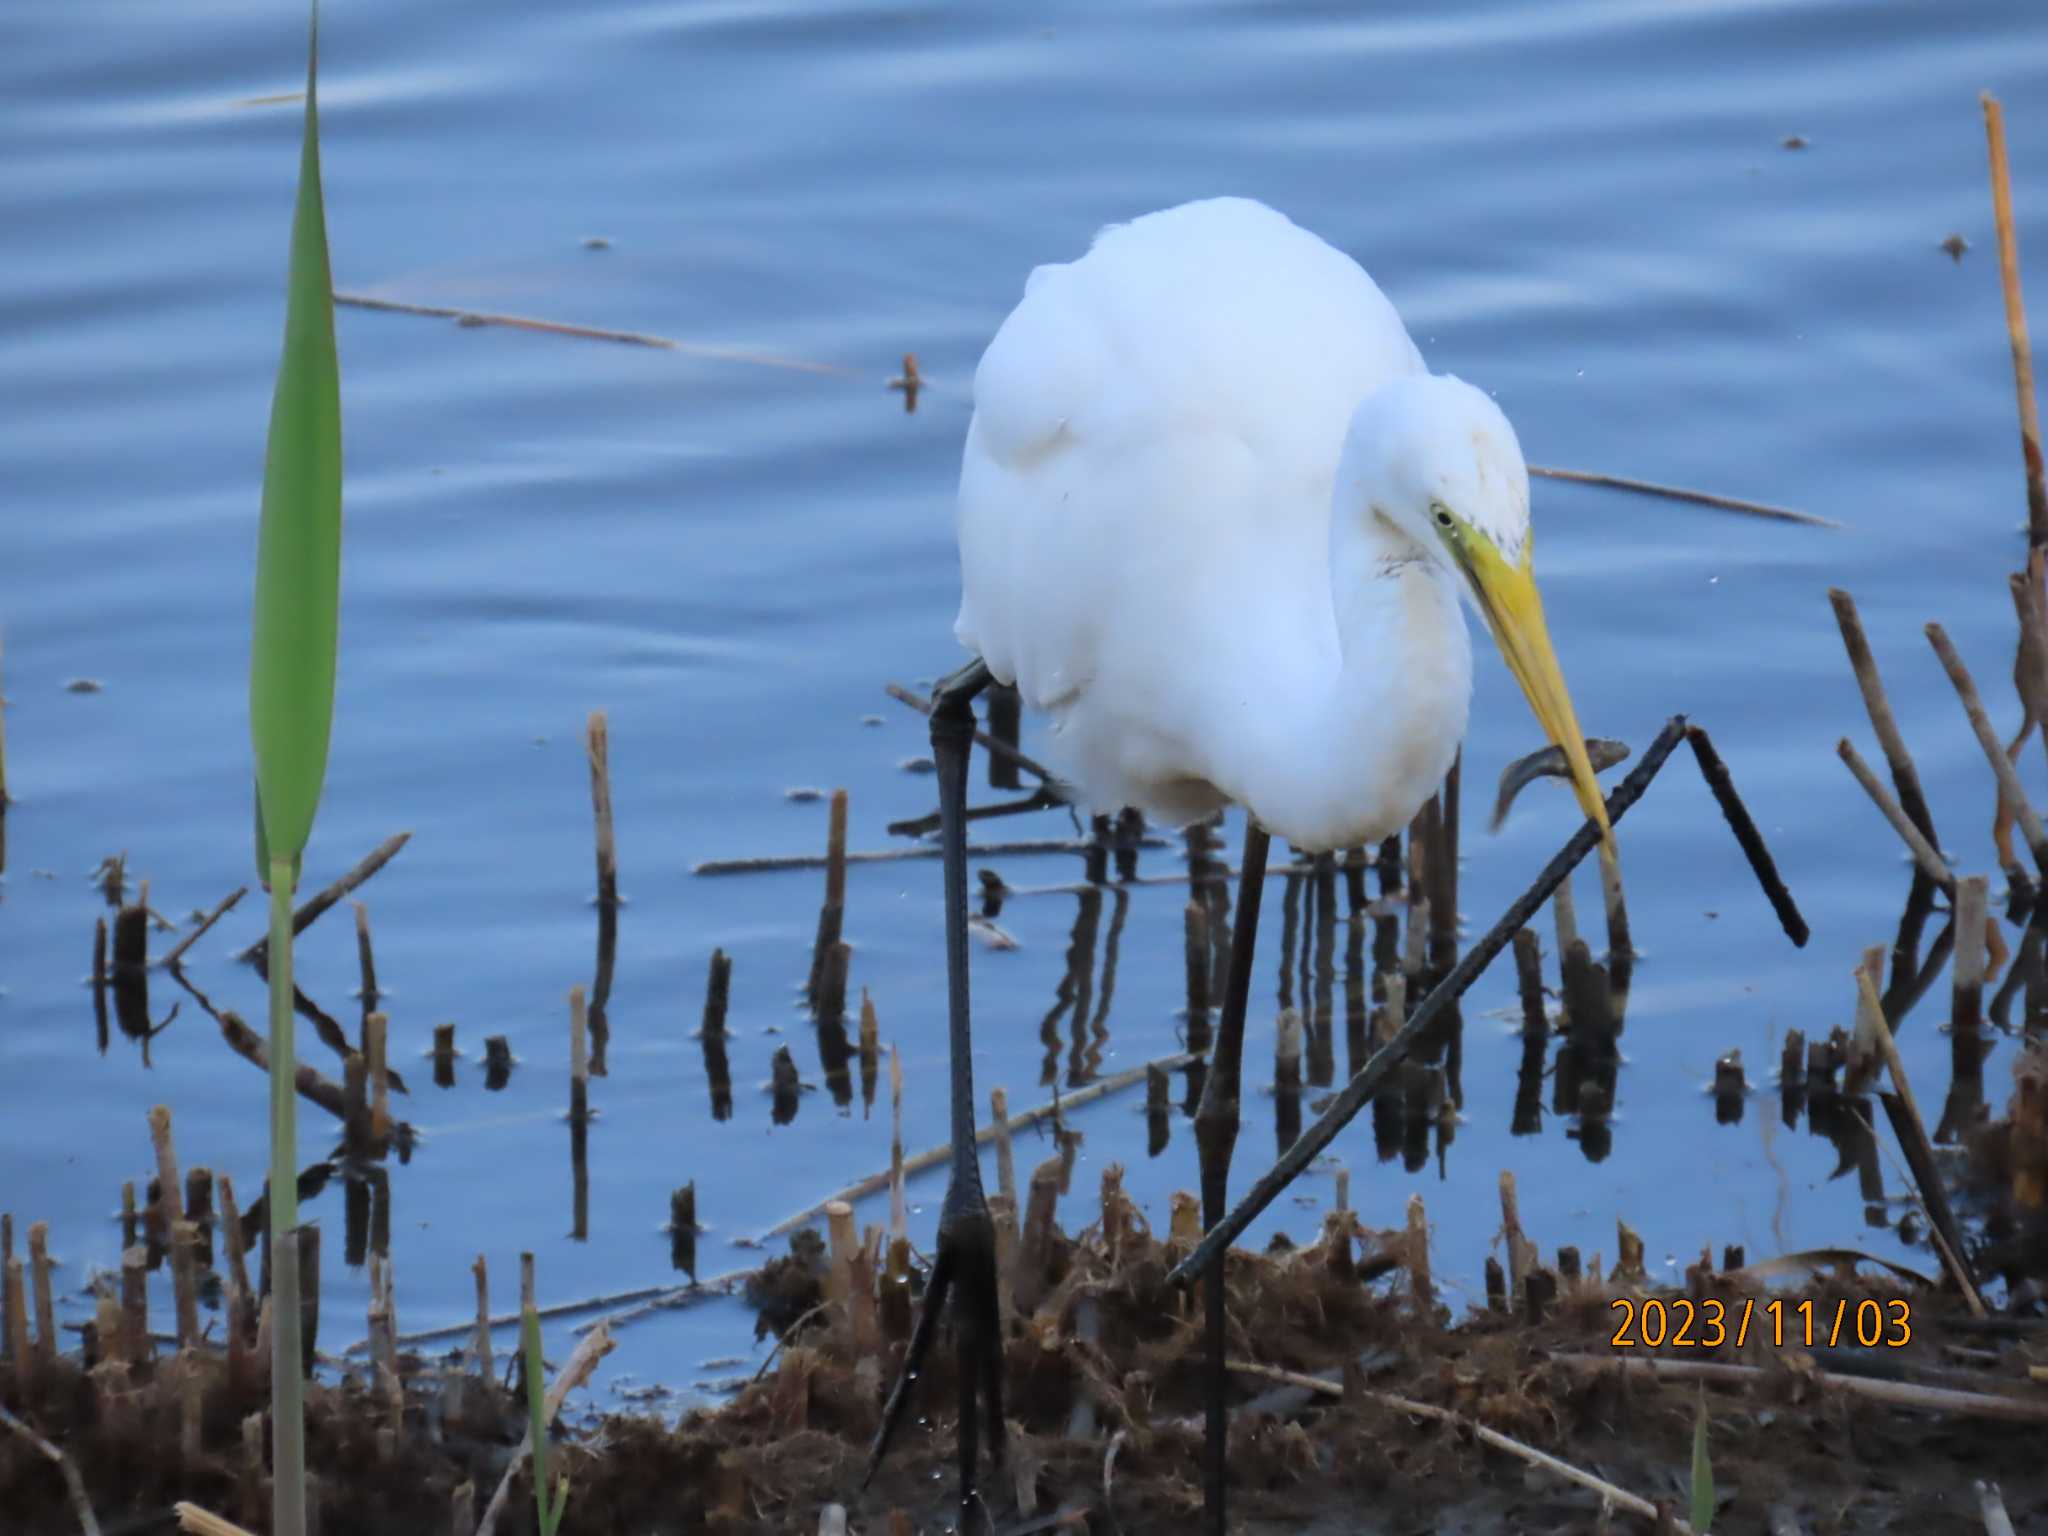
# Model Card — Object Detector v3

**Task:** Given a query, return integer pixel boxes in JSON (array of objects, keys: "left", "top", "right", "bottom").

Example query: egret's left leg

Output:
[
  {"left": 1191, "top": 818, "right": 1272, "bottom": 1536},
  {"left": 864, "top": 658, "right": 1006, "bottom": 1521}
]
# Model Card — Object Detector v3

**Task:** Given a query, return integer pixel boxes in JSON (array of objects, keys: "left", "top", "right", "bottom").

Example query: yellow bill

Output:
[{"left": 1460, "top": 534, "right": 1615, "bottom": 855}]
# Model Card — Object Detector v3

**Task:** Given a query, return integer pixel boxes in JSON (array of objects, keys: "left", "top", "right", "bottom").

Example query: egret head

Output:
[{"left": 1344, "top": 373, "right": 1613, "bottom": 848}]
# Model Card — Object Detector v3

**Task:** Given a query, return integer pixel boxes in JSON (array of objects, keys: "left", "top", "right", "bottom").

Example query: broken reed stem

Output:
[
  {"left": 587, "top": 710, "right": 617, "bottom": 908},
  {"left": 1686, "top": 727, "right": 1811, "bottom": 946},
  {"left": 1856, "top": 967, "right": 1988, "bottom": 1317},
  {"left": 1828, "top": 589, "right": 1942, "bottom": 847},
  {"left": 1983, "top": 93, "right": 2048, "bottom": 546},
  {"left": 239, "top": 832, "right": 411, "bottom": 963},
  {"left": 469, "top": 1255, "right": 493, "bottom": 1382},
  {"left": 346, "top": 908, "right": 377, "bottom": 1028},
  {"left": 1, "top": 1402, "right": 103, "bottom": 1536},
  {"left": 1170, "top": 716, "right": 1692, "bottom": 1288},
  {"left": 1405, "top": 1195, "right": 1431, "bottom": 1314},
  {"left": 1954, "top": 874, "right": 1989, "bottom": 1036},
  {"left": 148, "top": 1106, "right": 200, "bottom": 1349},
  {"left": 807, "top": 789, "right": 849, "bottom": 1008},
  {"left": 365, "top": 1011, "right": 390, "bottom": 1146},
  {"left": 0, "top": 1215, "right": 13, "bottom": 1366},
  {"left": 159, "top": 887, "right": 249, "bottom": 970},
  {"left": 3, "top": 1255, "right": 27, "bottom": 1390},
  {"left": 217, "top": 1174, "right": 254, "bottom": 1341},
  {"left": 990, "top": 1086, "right": 1017, "bottom": 1209},
  {"left": 1981, "top": 1482, "right": 2019, "bottom": 1536},
  {"left": 760, "top": 1049, "right": 1197, "bottom": 1241},
  {"left": 1837, "top": 737, "right": 1958, "bottom": 893},
  {"left": 1499, "top": 1171, "right": 1530, "bottom": 1304},
  {"left": 889, "top": 1046, "right": 907, "bottom": 1243},
  {"left": 174, "top": 1503, "right": 255, "bottom": 1536},
  {"left": 1222, "top": 1361, "right": 1694, "bottom": 1532},
  {"left": 27, "top": 1223, "right": 53, "bottom": 1370},
  {"left": 473, "top": 1321, "right": 617, "bottom": 1536},
  {"left": 1551, "top": 874, "right": 1577, "bottom": 958},
  {"left": 824, "top": 787, "right": 849, "bottom": 911},
  {"left": 1926, "top": 623, "right": 2048, "bottom": 874}
]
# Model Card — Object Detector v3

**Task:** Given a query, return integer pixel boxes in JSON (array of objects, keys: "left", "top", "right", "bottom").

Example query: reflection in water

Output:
[
  {"left": 1146, "top": 1060, "right": 1171, "bottom": 1158},
  {"left": 858, "top": 991, "right": 879, "bottom": 1119},
  {"left": 699, "top": 950, "right": 734, "bottom": 1122},
  {"left": 1038, "top": 888, "right": 1101, "bottom": 1087},
  {"left": 1713, "top": 1050, "right": 1746, "bottom": 1126},
  {"left": 815, "top": 988, "right": 855, "bottom": 1112},
  {"left": 1754, "top": 871, "right": 2034, "bottom": 1241},
  {"left": 670, "top": 1182, "right": 697, "bottom": 1281},
  {"left": 482, "top": 1035, "right": 514, "bottom": 1091},
  {"left": 1273, "top": 1008, "right": 1301, "bottom": 1158},
  {"left": 1076, "top": 886, "right": 1127, "bottom": 1086},
  {"left": 771, "top": 1044, "right": 801, "bottom": 1126}
]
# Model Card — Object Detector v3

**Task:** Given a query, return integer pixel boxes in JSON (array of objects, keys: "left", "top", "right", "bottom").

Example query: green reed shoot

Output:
[
  {"left": 249, "top": 8, "right": 342, "bottom": 1534},
  {"left": 523, "top": 1304, "right": 572, "bottom": 1536}
]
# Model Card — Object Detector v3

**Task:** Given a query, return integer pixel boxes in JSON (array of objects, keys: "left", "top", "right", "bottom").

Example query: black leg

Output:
[
  {"left": 1191, "top": 818, "right": 1271, "bottom": 1536},
  {"left": 865, "top": 658, "right": 1006, "bottom": 1522}
]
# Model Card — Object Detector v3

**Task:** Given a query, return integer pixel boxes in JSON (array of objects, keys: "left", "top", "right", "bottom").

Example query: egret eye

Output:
[{"left": 1432, "top": 505, "right": 1454, "bottom": 529}]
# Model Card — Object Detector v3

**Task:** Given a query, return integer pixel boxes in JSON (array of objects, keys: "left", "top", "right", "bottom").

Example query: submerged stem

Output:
[{"left": 268, "top": 858, "right": 307, "bottom": 1536}]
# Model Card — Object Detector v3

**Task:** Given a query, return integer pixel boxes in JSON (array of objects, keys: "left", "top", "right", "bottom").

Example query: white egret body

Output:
[{"left": 954, "top": 197, "right": 1608, "bottom": 850}]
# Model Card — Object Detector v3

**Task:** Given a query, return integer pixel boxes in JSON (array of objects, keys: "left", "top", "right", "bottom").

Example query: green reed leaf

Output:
[{"left": 250, "top": 5, "right": 341, "bottom": 876}]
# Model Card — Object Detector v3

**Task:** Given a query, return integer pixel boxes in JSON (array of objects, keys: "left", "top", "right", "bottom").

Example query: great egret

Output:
[{"left": 866, "top": 197, "right": 1614, "bottom": 1529}]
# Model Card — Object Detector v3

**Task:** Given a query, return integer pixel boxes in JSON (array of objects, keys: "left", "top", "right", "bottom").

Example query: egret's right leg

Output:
[
  {"left": 1191, "top": 818, "right": 1272, "bottom": 1536},
  {"left": 864, "top": 658, "right": 1006, "bottom": 1523}
]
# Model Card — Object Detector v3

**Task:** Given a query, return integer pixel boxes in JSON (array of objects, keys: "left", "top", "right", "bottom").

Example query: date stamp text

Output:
[{"left": 1608, "top": 1296, "right": 1912, "bottom": 1350}]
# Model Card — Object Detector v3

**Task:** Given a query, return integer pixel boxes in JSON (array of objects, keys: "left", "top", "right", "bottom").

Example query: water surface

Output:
[{"left": 4, "top": 0, "right": 2047, "bottom": 1405}]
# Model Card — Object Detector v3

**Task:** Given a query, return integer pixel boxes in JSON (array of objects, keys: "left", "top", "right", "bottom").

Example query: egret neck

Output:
[{"left": 1235, "top": 510, "right": 1472, "bottom": 854}]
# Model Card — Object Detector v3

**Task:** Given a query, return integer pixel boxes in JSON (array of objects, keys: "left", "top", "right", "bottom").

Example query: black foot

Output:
[{"left": 863, "top": 1178, "right": 1007, "bottom": 1522}]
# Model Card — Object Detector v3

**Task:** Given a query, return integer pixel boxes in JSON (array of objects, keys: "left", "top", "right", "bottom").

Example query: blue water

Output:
[{"left": 4, "top": 0, "right": 2047, "bottom": 1406}]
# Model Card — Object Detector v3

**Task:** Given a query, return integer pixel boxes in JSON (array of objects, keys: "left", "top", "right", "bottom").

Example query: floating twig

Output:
[
  {"left": 358, "top": 1267, "right": 748, "bottom": 1353},
  {"left": 337, "top": 292, "right": 859, "bottom": 377},
  {"left": 566, "top": 1264, "right": 759, "bottom": 1339},
  {"left": 1172, "top": 717, "right": 1703, "bottom": 1287},
  {"left": 1223, "top": 1359, "right": 1693, "bottom": 1532},
  {"left": 1837, "top": 738, "right": 1958, "bottom": 894},
  {"left": 1551, "top": 1352, "right": 2048, "bottom": 1422},
  {"left": 166, "top": 893, "right": 250, "bottom": 972},
  {"left": 1981, "top": 94, "right": 2048, "bottom": 546},
  {"left": 884, "top": 682, "right": 1059, "bottom": 786},
  {"left": 239, "top": 832, "right": 412, "bottom": 963},
  {"left": 1687, "top": 726, "right": 1810, "bottom": 946},
  {"left": 886, "top": 783, "right": 1066, "bottom": 840},
  {"left": 693, "top": 834, "right": 1160, "bottom": 876},
  {"left": 758, "top": 1049, "right": 1196, "bottom": 1241},
  {"left": 991, "top": 858, "right": 1324, "bottom": 901},
  {"left": 1529, "top": 464, "right": 1832, "bottom": 529}
]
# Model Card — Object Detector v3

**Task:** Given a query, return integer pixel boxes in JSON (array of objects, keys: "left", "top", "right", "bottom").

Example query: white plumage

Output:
[{"left": 954, "top": 197, "right": 1606, "bottom": 854}]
